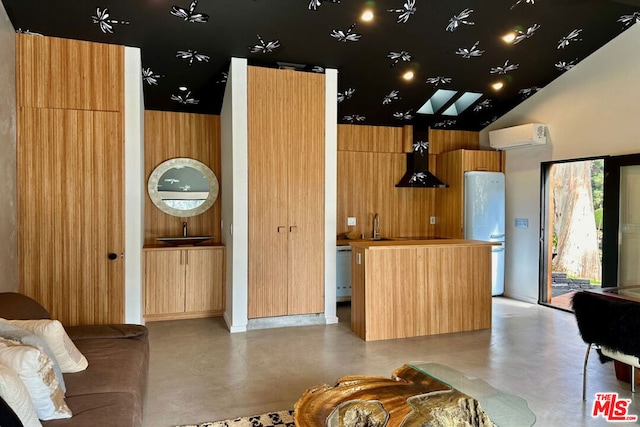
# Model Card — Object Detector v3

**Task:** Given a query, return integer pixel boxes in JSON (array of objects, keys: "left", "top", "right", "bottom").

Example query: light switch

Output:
[
  {"left": 430, "top": 216, "right": 436, "bottom": 225},
  {"left": 347, "top": 217, "right": 357, "bottom": 226}
]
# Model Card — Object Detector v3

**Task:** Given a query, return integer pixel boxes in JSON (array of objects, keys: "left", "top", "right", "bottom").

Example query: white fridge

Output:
[{"left": 464, "top": 171, "right": 505, "bottom": 296}]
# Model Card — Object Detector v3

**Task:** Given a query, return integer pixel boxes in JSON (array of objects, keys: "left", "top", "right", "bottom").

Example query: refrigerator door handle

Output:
[
  {"left": 492, "top": 247, "right": 505, "bottom": 253},
  {"left": 490, "top": 233, "right": 505, "bottom": 239}
]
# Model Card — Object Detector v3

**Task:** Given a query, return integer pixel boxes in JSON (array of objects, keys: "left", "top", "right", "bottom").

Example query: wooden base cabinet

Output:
[{"left": 144, "top": 246, "right": 225, "bottom": 321}]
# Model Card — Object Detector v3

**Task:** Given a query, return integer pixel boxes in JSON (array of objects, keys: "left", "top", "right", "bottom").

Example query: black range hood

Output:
[{"left": 396, "top": 127, "right": 448, "bottom": 188}]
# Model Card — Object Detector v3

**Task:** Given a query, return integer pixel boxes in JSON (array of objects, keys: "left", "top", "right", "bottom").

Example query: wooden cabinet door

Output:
[
  {"left": 185, "top": 248, "right": 225, "bottom": 313},
  {"left": 144, "top": 250, "right": 185, "bottom": 316},
  {"left": 286, "top": 71, "right": 325, "bottom": 315},
  {"left": 18, "top": 107, "right": 124, "bottom": 325},
  {"left": 463, "top": 151, "right": 502, "bottom": 172},
  {"left": 248, "top": 66, "right": 292, "bottom": 319}
]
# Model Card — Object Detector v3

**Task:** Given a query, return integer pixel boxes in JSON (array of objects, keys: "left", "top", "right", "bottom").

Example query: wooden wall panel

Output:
[
  {"left": 144, "top": 111, "right": 222, "bottom": 245},
  {"left": 336, "top": 151, "right": 436, "bottom": 239},
  {"left": 429, "top": 128, "right": 479, "bottom": 154},
  {"left": 338, "top": 124, "right": 404, "bottom": 153},
  {"left": 17, "top": 34, "right": 123, "bottom": 112},
  {"left": 18, "top": 107, "right": 124, "bottom": 325}
]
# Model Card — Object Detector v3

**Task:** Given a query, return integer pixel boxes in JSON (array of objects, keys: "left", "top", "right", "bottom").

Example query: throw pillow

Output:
[
  {"left": 0, "top": 319, "right": 88, "bottom": 373},
  {"left": 0, "top": 338, "right": 72, "bottom": 421},
  {"left": 0, "top": 322, "right": 66, "bottom": 392},
  {"left": 0, "top": 362, "right": 42, "bottom": 427}
]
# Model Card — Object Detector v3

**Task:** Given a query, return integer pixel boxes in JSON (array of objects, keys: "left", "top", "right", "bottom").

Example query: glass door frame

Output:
[
  {"left": 538, "top": 155, "right": 606, "bottom": 308},
  {"left": 601, "top": 153, "right": 640, "bottom": 288}
]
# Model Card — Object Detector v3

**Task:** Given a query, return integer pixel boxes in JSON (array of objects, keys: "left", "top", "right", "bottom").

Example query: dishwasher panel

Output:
[{"left": 336, "top": 245, "right": 352, "bottom": 302}]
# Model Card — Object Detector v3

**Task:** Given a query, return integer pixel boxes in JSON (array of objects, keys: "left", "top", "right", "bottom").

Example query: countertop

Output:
[
  {"left": 143, "top": 242, "right": 225, "bottom": 250},
  {"left": 348, "top": 239, "right": 497, "bottom": 248}
]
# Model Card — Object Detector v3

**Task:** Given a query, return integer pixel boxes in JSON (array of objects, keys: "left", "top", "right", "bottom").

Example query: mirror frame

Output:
[{"left": 147, "top": 157, "right": 219, "bottom": 218}]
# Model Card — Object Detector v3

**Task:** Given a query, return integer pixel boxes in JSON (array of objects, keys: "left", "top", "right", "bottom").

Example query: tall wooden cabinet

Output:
[
  {"left": 247, "top": 66, "right": 325, "bottom": 319},
  {"left": 17, "top": 35, "right": 125, "bottom": 326},
  {"left": 435, "top": 149, "right": 504, "bottom": 239},
  {"left": 144, "top": 246, "right": 225, "bottom": 321}
]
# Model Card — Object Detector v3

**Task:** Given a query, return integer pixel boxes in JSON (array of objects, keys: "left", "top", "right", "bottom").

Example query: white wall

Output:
[
  {"left": 479, "top": 24, "right": 640, "bottom": 303},
  {"left": 0, "top": 2, "right": 17, "bottom": 293},
  {"left": 124, "top": 46, "right": 145, "bottom": 324},
  {"left": 324, "top": 68, "right": 338, "bottom": 324},
  {"left": 221, "top": 57, "right": 249, "bottom": 332}
]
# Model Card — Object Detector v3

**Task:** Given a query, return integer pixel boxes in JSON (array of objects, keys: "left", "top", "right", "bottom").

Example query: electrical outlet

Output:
[
  {"left": 347, "top": 217, "right": 357, "bottom": 226},
  {"left": 430, "top": 216, "right": 436, "bottom": 225}
]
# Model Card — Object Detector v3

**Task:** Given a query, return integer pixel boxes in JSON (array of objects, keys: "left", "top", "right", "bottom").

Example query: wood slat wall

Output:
[
  {"left": 16, "top": 34, "right": 123, "bottom": 111},
  {"left": 429, "top": 128, "right": 479, "bottom": 154},
  {"left": 338, "top": 124, "right": 404, "bottom": 153},
  {"left": 337, "top": 124, "right": 436, "bottom": 239},
  {"left": 144, "top": 111, "right": 222, "bottom": 245}
]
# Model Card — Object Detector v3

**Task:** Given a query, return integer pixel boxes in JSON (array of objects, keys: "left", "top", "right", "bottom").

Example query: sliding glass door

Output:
[{"left": 602, "top": 155, "right": 640, "bottom": 288}]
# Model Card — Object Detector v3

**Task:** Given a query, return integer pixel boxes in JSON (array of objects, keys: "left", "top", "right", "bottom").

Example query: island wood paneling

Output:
[
  {"left": 350, "top": 242, "right": 493, "bottom": 341},
  {"left": 17, "top": 34, "right": 123, "bottom": 112},
  {"left": 428, "top": 128, "right": 479, "bottom": 154},
  {"left": 18, "top": 107, "right": 124, "bottom": 325},
  {"left": 247, "top": 66, "right": 325, "bottom": 318},
  {"left": 435, "top": 149, "right": 504, "bottom": 239},
  {"left": 144, "top": 111, "right": 221, "bottom": 245}
]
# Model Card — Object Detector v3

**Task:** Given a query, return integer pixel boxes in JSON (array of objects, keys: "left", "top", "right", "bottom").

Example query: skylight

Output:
[
  {"left": 416, "top": 89, "right": 456, "bottom": 114},
  {"left": 417, "top": 90, "right": 483, "bottom": 116}
]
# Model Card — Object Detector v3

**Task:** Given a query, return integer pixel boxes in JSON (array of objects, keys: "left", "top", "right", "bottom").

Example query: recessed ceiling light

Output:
[
  {"left": 502, "top": 32, "right": 516, "bottom": 43},
  {"left": 403, "top": 71, "right": 414, "bottom": 80},
  {"left": 492, "top": 82, "right": 504, "bottom": 90},
  {"left": 361, "top": 10, "right": 374, "bottom": 21}
]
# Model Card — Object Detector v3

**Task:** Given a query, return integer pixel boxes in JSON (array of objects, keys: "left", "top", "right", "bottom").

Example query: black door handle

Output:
[{"left": 108, "top": 253, "right": 118, "bottom": 260}]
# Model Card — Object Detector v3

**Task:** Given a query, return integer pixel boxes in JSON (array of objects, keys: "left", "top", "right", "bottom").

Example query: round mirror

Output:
[{"left": 148, "top": 158, "right": 219, "bottom": 217}]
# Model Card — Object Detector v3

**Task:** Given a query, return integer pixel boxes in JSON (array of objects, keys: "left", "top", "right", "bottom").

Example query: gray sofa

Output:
[{"left": 0, "top": 293, "right": 149, "bottom": 427}]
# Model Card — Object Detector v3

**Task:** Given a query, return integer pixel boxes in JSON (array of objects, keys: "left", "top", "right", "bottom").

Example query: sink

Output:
[{"left": 157, "top": 236, "right": 212, "bottom": 246}]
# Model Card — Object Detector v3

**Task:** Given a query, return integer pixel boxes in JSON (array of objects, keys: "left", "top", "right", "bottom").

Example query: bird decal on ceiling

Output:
[
  {"left": 490, "top": 60, "right": 519, "bottom": 74},
  {"left": 387, "top": 51, "right": 412, "bottom": 66},
  {"left": 426, "top": 76, "right": 452, "bottom": 86},
  {"left": 388, "top": 0, "right": 416, "bottom": 24},
  {"left": 92, "top": 8, "right": 129, "bottom": 34},
  {"left": 557, "top": 29, "right": 582, "bottom": 49},
  {"left": 171, "top": 0, "right": 209, "bottom": 23},
  {"left": 383, "top": 90, "right": 401, "bottom": 105},
  {"left": 176, "top": 50, "right": 210, "bottom": 66},
  {"left": 456, "top": 41, "right": 484, "bottom": 58},
  {"left": 446, "top": 9, "right": 474, "bottom": 32},
  {"left": 513, "top": 24, "right": 541, "bottom": 44},
  {"left": 337, "top": 88, "right": 355, "bottom": 103},
  {"left": 330, "top": 23, "right": 362, "bottom": 42},
  {"left": 250, "top": 35, "right": 281, "bottom": 53},
  {"left": 308, "top": 0, "right": 340, "bottom": 11},
  {"left": 142, "top": 68, "right": 163, "bottom": 85}
]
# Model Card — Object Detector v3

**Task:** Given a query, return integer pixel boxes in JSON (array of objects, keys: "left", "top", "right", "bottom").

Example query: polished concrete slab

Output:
[{"left": 143, "top": 298, "right": 640, "bottom": 427}]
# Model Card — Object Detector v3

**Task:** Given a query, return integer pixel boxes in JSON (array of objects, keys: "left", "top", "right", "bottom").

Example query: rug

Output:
[{"left": 177, "top": 410, "right": 295, "bottom": 427}]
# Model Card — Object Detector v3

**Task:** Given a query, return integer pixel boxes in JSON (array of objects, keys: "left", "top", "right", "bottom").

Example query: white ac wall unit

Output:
[{"left": 489, "top": 123, "right": 548, "bottom": 150}]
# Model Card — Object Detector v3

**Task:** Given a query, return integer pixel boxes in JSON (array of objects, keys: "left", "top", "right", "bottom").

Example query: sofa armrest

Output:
[
  {"left": 0, "top": 292, "right": 51, "bottom": 320},
  {"left": 64, "top": 324, "right": 148, "bottom": 341}
]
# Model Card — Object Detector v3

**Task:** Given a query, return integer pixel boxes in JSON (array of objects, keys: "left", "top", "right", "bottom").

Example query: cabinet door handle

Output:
[
  {"left": 277, "top": 226, "right": 287, "bottom": 233},
  {"left": 289, "top": 226, "right": 297, "bottom": 233}
]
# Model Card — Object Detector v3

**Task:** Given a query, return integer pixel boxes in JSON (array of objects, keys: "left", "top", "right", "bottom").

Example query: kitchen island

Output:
[{"left": 349, "top": 239, "right": 494, "bottom": 341}]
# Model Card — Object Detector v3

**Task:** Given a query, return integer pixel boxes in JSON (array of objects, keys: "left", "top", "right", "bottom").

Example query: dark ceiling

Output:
[{"left": 3, "top": 0, "right": 640, "bottom": 130}]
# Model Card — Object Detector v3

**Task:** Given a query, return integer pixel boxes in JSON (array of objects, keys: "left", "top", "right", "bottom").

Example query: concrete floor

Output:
[{"left": 143, "top": 298, "right": 640, "bottom": 427}]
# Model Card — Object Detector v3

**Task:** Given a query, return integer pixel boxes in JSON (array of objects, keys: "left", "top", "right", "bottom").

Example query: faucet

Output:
[
  {"left": 373, "top": 213, "right": 381, "bottom": 240},
  {"left": 183, "top": 222, "right": 188, "bottom": 237}
]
